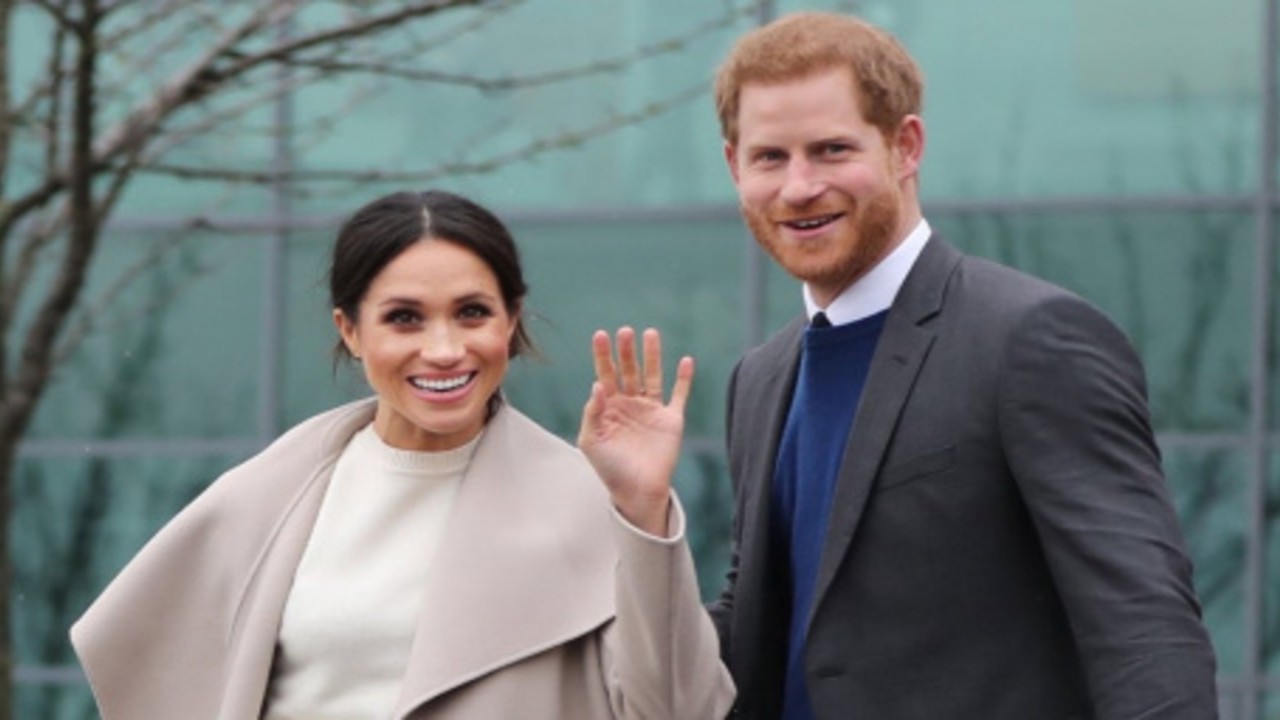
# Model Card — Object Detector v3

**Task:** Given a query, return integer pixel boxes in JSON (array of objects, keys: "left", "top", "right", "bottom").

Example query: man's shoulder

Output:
[{"left": 736, "top": 315, "right": 805, "bottom": 376}]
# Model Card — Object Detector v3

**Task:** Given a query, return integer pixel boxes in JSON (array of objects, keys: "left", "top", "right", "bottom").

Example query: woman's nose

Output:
[{"left": 419, "top": 325, "right": 464, "bottom": 364}]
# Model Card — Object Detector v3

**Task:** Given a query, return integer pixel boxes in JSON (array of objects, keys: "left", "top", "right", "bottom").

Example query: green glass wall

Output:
[{"left": 9, "top": 1, "right": 1278, "bottom": 718}]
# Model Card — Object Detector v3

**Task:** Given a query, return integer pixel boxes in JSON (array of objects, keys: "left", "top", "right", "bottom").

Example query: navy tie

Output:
[{"left": 811, "top": 312, "right": 831, "bottom": 328}]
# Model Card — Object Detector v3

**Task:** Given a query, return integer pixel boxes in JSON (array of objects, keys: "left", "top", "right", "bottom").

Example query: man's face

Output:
[{"left": 726, "top": 66, "right": 919, "bottom": 306}]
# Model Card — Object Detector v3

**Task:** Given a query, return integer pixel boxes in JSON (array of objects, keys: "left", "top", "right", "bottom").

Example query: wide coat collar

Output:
[{"left": 71, "top": 399, "right": 617, "bottom": 720}]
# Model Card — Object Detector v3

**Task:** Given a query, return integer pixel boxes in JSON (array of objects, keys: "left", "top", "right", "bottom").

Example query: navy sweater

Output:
[{"left": 771, "top": 310, "right": 888, "bottom": 720}]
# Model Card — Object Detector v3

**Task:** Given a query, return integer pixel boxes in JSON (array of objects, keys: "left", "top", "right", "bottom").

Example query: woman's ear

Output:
[{"left": 333, "top": 308, "right": 361, "bottom": 360}]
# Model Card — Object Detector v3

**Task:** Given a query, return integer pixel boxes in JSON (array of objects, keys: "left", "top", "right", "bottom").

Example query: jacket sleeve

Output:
[
  {"left": 998, "top": 293, "right": 1218, "bottom": 718},
  {"left": 600, "top": 493, "right": 736, "bottom": 719},
  {"left": 706, "top": 360, "right": 743, "bottom": 655}
]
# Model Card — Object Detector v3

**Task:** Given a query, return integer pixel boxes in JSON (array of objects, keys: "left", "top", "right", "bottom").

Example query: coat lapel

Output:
[
  {"left": 808, "top": 237, "right": 962, "bottom": 620},
  {"left": 394, "top": 407, "right": 617, "bottom": 717},
  {"left": 218, "top": 401, "right": 378, "bottom": 718}
]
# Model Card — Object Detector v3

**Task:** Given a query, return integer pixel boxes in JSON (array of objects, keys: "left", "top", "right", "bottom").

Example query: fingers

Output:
[
  {"left": 590, "top": 326, "right": 691, "bottom": 405},
  {"left": 643, "top": 329, "right": 663, "bottom": 399},
  {"left": 578, "top": 380, "right": 605, "bottom": 446},
  {"left": 591, "top": 330, "right": 617, "bottom": 395},
  {"left": 616, "top": 327, "right": 640, "bottom": 395},
  {"left": 668, "top": 355, "right": 695, "bottom": 414}
]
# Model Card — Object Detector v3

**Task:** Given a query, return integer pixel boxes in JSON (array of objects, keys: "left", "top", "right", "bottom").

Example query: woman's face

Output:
[{"left": 334, "top": 239, "right": 517, "bottom": 451}]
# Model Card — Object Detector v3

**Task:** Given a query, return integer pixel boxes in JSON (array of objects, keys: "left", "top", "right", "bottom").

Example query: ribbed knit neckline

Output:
[{"left": 351, "top": 424, "right": 482, "bottom": 477}]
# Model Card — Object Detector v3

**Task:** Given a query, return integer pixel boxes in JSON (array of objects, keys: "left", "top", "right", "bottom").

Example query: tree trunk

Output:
[{"left": 0, "top": 434, "right": 14, "bottom": 720}]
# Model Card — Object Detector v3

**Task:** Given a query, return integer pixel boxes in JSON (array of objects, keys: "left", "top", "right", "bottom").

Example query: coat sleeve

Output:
[
  {"left": 599, "top": 493, "right": 736, "bottom": 719},
  {"left": 998, "top": 293, "right": 1218, "bottom": 718}
]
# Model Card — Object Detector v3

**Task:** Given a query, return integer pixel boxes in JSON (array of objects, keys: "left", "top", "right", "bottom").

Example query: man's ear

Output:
[
  {"left": 892, "top": 115, "right": 925, "bottom": 180},
  {"left": 724, "top": 141, "right": 741, "bottom": 184},
  {"left": 333, "top": 308, "right": 361, "bottom": 359}
]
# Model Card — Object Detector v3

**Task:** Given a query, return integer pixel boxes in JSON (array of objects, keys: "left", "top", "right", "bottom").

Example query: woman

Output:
[{"left": 70, "top": 190, "right": 734, "bottom": 719}]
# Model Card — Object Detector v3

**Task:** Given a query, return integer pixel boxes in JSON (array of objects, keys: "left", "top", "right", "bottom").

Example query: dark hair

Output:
[{"left": 329, "top": 189, "right": 535, "bottom": 415}]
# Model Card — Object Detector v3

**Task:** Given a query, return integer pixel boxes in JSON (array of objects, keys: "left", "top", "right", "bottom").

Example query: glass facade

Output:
[{"left": 8, "top": 1, "right": 1278, "bottom": 718}]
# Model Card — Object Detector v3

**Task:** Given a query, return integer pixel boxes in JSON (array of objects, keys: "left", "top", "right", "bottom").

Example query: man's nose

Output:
[{"left": 779, "top": 158, "right": 826, "bottom": 205}]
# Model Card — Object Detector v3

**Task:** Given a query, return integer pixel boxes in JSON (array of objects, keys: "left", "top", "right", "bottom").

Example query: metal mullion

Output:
[
  {"left": 259, "top": 18, "right": 293, "bottom": 443},
  {"left": 1241, "top": 0, "right": 1279, "bottom": 716}
]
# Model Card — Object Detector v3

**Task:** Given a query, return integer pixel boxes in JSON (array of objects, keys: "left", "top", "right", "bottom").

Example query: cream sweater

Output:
[{"left": 263, "top": 424, "right": 478, "bottom": 719}]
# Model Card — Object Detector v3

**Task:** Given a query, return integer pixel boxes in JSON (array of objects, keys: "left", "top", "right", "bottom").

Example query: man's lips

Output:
[{"left": 778, "top": 212, "right": 844, "bottom": 232}]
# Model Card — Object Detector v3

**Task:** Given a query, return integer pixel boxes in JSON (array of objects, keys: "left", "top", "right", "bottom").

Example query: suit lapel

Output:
[
  {"left": 394, "top": 407, "right": 616, "bottom": 717},
  {"left": 736, "top": 317, "right": 806, "bottom": 586},
  {"left": 727, "top": 318, "right": 804, "bottom": 708},
  {"left": 809, "top": 237, "right": 962, "bottom": 619}
]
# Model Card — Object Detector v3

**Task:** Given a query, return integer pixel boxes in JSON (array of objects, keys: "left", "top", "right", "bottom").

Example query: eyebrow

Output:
[{"left": 375, "top": 291, "right": 500, "bottom": 308}]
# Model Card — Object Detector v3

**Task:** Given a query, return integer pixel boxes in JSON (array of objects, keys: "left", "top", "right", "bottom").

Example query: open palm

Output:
[{"left": 578, "top": 327, "right": 694, "bottom": 536}]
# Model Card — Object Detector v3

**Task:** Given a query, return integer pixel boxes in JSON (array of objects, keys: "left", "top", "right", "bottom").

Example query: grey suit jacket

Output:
[
  {"left": 710, "top": 236, "right": 1217, "bottom": 719},
  {"left": 72, "top": 399, "right": 734, "bottom": 719}
]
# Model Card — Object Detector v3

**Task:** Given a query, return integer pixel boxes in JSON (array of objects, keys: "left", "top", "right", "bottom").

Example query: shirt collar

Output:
[{"left": 803, "top": 218, "right": 932, "bottom": 326}]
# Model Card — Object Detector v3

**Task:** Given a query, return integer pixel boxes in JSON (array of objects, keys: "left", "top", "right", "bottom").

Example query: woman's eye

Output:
[
  {"left": 384, "top": 309, "right": 419, "bottom": 326},
  {"left": 459, "top": 304, "right": 494, "bottom": 321}
]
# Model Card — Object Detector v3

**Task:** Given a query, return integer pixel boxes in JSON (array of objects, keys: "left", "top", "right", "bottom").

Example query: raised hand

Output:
[{"left": 578, "top": 326, "right": 694, "bottom": 537}]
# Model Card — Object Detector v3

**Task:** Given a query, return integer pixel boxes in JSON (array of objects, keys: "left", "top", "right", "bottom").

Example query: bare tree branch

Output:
[
  {"left": 42, "top": 14, "right": 68, "bottom": 183},
  {"left": 0, "top": 1, "right": 12, "bottom": 203},
  {"left": 283, "top": 1, "right": 755, "bottom": 93},
  {"left": 89, "top": 1, "right": 298, "bottom": 162},
  {"left": 53, "top": 228, "right": 198, "bottom": 368},
  {"left": 11, "top": 0, "right": 193, "bottom": 122},
  {"left": 191, "top": 0, "right": 485, "bottom": 100},
  {"left": 129, "top": 80, "right": 709, "bottom": 186},
  {"left": 0, "top": 0, "right": 13, "bottom": 392},
  {"left": 9, "top": 0, "right": 101, "bottom": 428},
  {"left": 24, "top": 0, "right": 79, "bottom": 34},
  {"left": 4, "top": 203, "right": 68, "bottom": 325},
  {"left": 410, "top": 0, "right": 525, "bottom": 52}
]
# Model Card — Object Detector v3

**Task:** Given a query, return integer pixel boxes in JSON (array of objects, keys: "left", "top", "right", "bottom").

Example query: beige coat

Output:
[{"left": 71, "top": 399, "right": 734, "bottom": 719}]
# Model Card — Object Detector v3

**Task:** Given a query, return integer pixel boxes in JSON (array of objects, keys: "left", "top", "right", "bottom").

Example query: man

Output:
[{"left": 707, "top": 12, "right": 1218, "bottom": 720}]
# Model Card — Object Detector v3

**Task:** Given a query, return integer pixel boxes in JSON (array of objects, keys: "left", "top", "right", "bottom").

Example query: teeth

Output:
[
  {"left": 412, "top": 374, "right": 472, "bottom": 392},
  {"left": 789, "top": 214, "right": 838, "bottom": 229}
]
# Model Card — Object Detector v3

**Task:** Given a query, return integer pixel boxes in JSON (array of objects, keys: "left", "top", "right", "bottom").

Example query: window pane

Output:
[
  {"left": 1265, "top": 452, "right": 1280, "bottom": 678},
  {"left": 12, "top": 455, "right": 237, "bottom": 670},
  {"left": 1162, "top": 448, "right": 1248, "bottom": 677},
  {"left": 938, "top": 210, "right": 1253, "bottom": 433},
  {"left": 510, "top": 218, "right": 745, "bottom": 438},
  {"left": 285, "top": 1, "right": 754, "bottom": 215},
  {"left": 675, "top": 449, "right": 733, "bottom": 601},
  {"left": 15, "top": 683, "right": 95, "bottom": 720},
  {"left": 1271, "top": 225, "right": 1280, "bottom": 432},
  {"left": 24, "top": 232, "right": 264, "bottom": 440}
]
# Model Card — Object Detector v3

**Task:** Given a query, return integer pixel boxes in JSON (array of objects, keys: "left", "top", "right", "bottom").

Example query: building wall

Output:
[{"left": 10, "top": 1, "right": 1278, "bottom": 717}]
